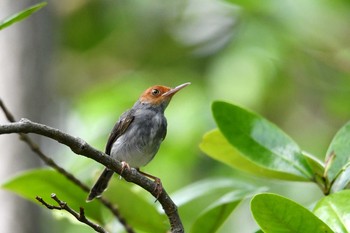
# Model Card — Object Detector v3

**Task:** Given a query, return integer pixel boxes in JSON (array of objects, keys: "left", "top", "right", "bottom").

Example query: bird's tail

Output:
[{"left": 87, "top": 168, "right": 114, "bottom": 202}]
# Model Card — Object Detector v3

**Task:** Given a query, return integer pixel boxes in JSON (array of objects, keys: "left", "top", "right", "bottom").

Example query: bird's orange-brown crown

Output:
[{"left": 139, "top": 82, "right": 190, "bottom": 106}]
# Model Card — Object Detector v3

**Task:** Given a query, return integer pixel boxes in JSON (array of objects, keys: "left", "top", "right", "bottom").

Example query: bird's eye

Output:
[{"left": 151, "top": 89, "right": 160, "bottom": 96}]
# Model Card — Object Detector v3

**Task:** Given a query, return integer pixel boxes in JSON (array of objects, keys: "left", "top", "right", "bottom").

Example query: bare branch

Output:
[
  {"left": 36, "top": 196, "right": 62, "bottom": 210},
  {"left": 0, "top": 100, "right": 184, "bottom": 233},
  {"left": 0, "top": 99, "right": 135, "bottom": 233},
  {"left": 36, "top": 194, "right": 107, "bottom": 233}
]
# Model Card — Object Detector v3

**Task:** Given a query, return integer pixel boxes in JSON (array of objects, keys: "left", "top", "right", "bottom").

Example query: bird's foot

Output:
[
  {"left": 137, "top": 169, "right": 163, "bottom": 202},
  {"left": 119, "top": 161, "right": 131, "bottom": 179},
  {"left": 153, "top": 177, "right": 163, "bottom": 202}
]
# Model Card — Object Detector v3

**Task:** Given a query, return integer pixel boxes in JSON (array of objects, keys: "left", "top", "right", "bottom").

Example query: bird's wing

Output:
[
  {"left": 161, "top": 122, "right": 167, "bottom": 141},
  {"left": 105, "top": 110, "right": 134, "bottom": 155}
]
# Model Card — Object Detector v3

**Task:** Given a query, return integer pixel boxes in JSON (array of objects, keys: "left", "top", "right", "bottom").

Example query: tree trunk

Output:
[{"left": 0, "top": 1, "right": 53, "bottom": 232}]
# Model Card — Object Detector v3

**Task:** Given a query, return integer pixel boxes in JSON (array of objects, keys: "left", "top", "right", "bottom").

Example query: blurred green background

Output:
[{"left": 2, "top": 0, "right": 350, "bottom": 232}]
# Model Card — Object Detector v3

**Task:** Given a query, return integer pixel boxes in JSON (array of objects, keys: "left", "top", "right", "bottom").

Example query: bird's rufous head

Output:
[{"left": 139, "top": 82, "right": 191, "bottom": 106}]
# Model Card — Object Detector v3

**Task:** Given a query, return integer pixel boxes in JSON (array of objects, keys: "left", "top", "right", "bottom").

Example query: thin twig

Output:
[
  {"left": 0, "top": 99, "right": 184, "bottom": 233},
  {"left": 36, "top": 194, "right": 107, "bottom": 233},
  {"left": 36, "top": 196, "right": 62, "bottom": 210},
  {"left": 0, "top": 99, "right": 135, "bottom": 233}
]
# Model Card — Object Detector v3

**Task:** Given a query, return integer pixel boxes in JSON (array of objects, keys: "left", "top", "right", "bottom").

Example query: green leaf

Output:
[
  {"left": 329, "top": 167, "right": 350, "bottom": 193},
  {"left": 171, "top": 177, "right": 256, "bottom": 207},
  {"left": 211, "top": 101, "right": 313, "bottom": 181},
  {"left": 190, "top": 191, "right": 244, "bottom": 233},
  {"left": 200, "top": 129, "right": 312, "bottom": 180},
  {"left": 104, "top": 177, "right": 168, "bottom": 233},
  {"left": 172, "top": 178, "right": 263, "bottom": 231},
  {"left": 324, "top": 121, "right": 350, "bottom": 190},
  {"left": 1, "top": 169, "right": 105, "bottom": 223},
  {"left": 224, "top": 0, "right": 263, "bottom": 10},
  {"left": 0, "top": 2, "right": 47, "bottom": 30},
  {"left": 313, "top": 190, "right": 350, "bottom": 233},
  {"left": 302, "top": 151, "right": 327, "bottom": 191},
  {"left": 251, "top": 193, "right": 334, "bottom": 233},
  {"left": 303, "top": 151, "right": 325, "bottom": 178}
]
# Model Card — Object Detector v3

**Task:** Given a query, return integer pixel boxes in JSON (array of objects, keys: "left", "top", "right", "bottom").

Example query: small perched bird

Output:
[{"left": 87, "top": 82, "right": 190, "bottom": 201}]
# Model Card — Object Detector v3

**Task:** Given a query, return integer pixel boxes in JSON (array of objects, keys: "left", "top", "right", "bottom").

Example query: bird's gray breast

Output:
[{"left": 110, "top": 108, "right": 167, "bottom": 168}]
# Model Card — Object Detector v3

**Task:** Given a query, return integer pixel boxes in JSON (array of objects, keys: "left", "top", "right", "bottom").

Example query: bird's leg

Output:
[
  {"left": 137, "top": 169, "right": 163, "bottom": 201},
  {"left": 119, "top": 161, "right": 131, "bottom": 179}
]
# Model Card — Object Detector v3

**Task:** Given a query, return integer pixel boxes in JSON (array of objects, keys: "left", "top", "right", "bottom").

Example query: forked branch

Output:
[{"left": 36, "top": 194, "right": 107, "bottom": 233}]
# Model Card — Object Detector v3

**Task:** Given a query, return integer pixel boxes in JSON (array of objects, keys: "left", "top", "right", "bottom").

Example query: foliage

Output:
[
  {"left": 2, "top": 170, "right": 105, "bottom": 224},
  {"left": 201, "top": 101, "right": 350, "bottom": 232},
  {"left": 0, "top": 2, "right": 47, "bottom": 30},
  {"left": 201, "top": 102, "right": 314, "bottom": 181},
  {"left": 251, "top": 193, "right": 333, "bottom": 233}
]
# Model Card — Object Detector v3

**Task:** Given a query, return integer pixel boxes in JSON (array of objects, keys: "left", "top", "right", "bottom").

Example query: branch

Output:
[
  {"left": 0, "top": 112, "right": 184, "bottom": 232},
  {"left": 36, "top": 194, "right": 107, "bottom": 233},
  {"left": 0, "top": 99, "right": 135, "bottom": 233}
]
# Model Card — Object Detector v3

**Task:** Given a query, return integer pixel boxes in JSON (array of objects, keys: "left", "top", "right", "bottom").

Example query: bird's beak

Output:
[{"left": 162, "top": 82, "right": 191, "bottom": 97}]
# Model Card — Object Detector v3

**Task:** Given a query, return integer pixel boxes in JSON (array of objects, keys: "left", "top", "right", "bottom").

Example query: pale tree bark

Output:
[{"left": 0, "top": 1, "right": 53, "bottom": 232}]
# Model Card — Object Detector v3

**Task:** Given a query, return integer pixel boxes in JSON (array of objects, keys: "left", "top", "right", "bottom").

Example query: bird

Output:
[{"left": 87, "top": 82, "right": 190, "bottom": 201}]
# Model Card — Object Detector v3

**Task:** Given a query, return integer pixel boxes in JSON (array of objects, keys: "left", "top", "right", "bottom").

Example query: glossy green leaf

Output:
[
  {"left": 313, "top": 190, "right": 350, "bottom": 233},
  {"left": 251, "top": 193, "right": 334, "bottom": 233},
  {"left": 104, "top": 177, "right": 168, "bottom": 233},
  {"left": 190, "top": 190, "right": 244, "bottom": 233},
  {"left": 0, "top": 2, "right": 47, "bottom": 30},
  {"left": 302, "top": 151, "right": 327, "bottom": 191},
  {"left": 200, "top": 129, "right": 312, "bottom": 180},
  {"left": 172, "top": 178, "right": 263, "bottom": 230},
  {"left": 1, "top": 169, "right": 104, "bottom": 223},
  {"left": 171, "top": 177, "right": 256, "bottom": 207},
  {"left": 329, "top": 167, "right": 350, "bottom": 193},
  {"left": 254, "top": 230, "right": 264, "bottom": 233},
  {"left": 212, "top": 101, "right": 313, "bottom": 180},
  {"left": 303, "top": 151, "right": 325, "bottom": 179},
  {"left": 325, "top": 121, "right": 350, "bottom": 188}
]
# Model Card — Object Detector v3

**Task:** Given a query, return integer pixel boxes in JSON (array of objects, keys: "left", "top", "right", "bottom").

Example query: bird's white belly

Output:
[{"left": 110, "top": 134, "right": 158, "bottom": 168}]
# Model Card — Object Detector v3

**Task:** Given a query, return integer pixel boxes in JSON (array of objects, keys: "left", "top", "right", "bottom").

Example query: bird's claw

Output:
[
  {"left": 154, "top": 178, "right": 163, "bottom": 202},
  {"left": 119, "top": 161, "right": 131, "bottom": 179},
  {"left": 136, "top": 169, "right": 163, "bottom": 202}
]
